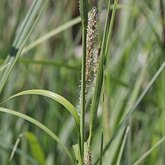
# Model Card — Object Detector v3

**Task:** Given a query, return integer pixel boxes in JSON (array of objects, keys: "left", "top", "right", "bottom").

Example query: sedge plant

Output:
[{"left": 0, "top": 0, "right": 165, "bottom": 165}]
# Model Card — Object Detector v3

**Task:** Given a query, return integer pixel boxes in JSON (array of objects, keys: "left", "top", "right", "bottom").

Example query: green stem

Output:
[
  {"left": 79, "top": 0, "right": 88, "bottom": 163},
  {"left": 89, "top": 0, "right": 119, "bottom": 146}
]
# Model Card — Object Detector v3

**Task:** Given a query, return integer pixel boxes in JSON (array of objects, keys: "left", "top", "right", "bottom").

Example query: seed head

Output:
[
  {"left": 85, "top": 7, "right": 98, "bottom": 97},
  {"left": 84, "top": 149, "right": 92, "bottom": 165}
]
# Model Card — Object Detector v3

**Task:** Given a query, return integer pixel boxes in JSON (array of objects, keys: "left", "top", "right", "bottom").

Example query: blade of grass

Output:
[
  {"left": 0, "top": 58, "right": 80, "bottom": 70},
  {"left": 0, "top": 107, "right": 74, "bottom": 163},
  {"left": 0, "top": 141, "right": 37, "bottom": 164},
  {"left": 116, "top": 126, "right": 130, "bottom": 165},
  {"left": 94, "top": 60, "right": 165, "bottom": 164},
  {"left": 89, "top": 0, "right": 119, "bottom": 146},
  {"left": 9, "top": 132, "right": 45, "bottom": 165},
  {"left": 0, "top": 0, "right": 49, "bottom": 93},
  {"left": 133, "top": 135, "right": 165, "bottom": 165},
  {"left": 1, "top": 89, "right": 80, "bottom": 128},
  {"left": 25, "top": 132, "right": 45, "bottom": 165},
  {"left": 22, "top": 16, "right": 81, "bottom": 54},
  {"left": 99, "top": 132, "right": 104, "bottom": 165}
]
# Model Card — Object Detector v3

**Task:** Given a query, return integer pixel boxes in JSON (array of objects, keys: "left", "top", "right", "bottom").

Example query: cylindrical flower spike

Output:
[{"left": 85, "top": 7, "right": 98, "bottom": 98}]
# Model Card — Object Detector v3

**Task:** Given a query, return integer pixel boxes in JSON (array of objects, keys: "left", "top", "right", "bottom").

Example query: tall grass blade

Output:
[
  {"left": 0, "top": 0, "right": 49, "bottom": 93},
  {"left": 95, "top": 60, "right": 165, "bottom": 164},
  {"left": 133, "top": 135, "right": 165, "bottom": 165},
  {"left": 1, "top": 89, "right": 80, "bottom": 128},
  {"left": 22, "top": 16, "right": 81, "bottom": 54},
  {"left": 0, "top": 107, "right": 74, "bottom": 163},
  {"left": 89, "top": 0, "right": 119, "bottom": 146}
]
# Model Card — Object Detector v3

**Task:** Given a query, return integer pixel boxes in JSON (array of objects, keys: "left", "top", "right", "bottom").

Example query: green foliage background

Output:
[{"left": 0, "top": 0, "right": 165, "bottom": 164}]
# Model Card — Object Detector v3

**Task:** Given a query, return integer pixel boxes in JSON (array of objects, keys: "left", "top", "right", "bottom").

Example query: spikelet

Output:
[
  {"left": 85, "top": 7, "right": 98, "bottom": 97},
  {"left": 83, "top": 149, "right": 92, "bottom": 165}
]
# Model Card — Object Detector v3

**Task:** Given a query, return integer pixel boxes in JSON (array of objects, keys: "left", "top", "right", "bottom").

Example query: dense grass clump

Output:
[{"left": 0, "top": 0, "right": 165, "bottom": 165}]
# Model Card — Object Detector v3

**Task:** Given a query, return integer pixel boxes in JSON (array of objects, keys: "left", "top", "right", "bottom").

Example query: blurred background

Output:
[{"left": 0, "top": 0, "right": 165, "bottom": 164}]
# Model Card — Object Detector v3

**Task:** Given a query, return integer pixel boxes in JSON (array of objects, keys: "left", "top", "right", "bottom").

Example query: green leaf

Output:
[
  {"left": 2, "top": 89, "right": 80, "bottom": 128},
  {"left": 22, "top": 16, "right": 81, "bottom": 54},
  {"left": 0, "top": 107, "right": 74, "bottom": 163},
  {"left": 133, "top": 135, "right": 165, "bottom": 165},
  {"left": 25, "top": 132, "right": 45, "bottom": 165}
]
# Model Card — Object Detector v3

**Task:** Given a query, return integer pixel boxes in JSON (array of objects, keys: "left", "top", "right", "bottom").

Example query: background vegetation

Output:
[{"left": 0, "top": 0, "right": 165, "bottom": 164}]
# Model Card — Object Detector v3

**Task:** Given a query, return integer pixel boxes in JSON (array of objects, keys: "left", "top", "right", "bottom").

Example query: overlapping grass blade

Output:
[
  {"left": 1, "top": 89, "right": 80, "bottom": 128},
  {"left": 0, "top": 0, "right": 49, "bottom": 93},
  {"left": 22, "top": 16, "right": 81, "bottom": 54},
  {"left": 89, "top": 0, "right": 119, "bottom": 146},
  {"left": 0, "top": 107, "right": 74, "bottom": 163},
  {"left": 94, "top": 61, "right": 165, "bottom": 164},
  {"left": 133, "top": 135, "right": 165, "bottom": 165}
]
